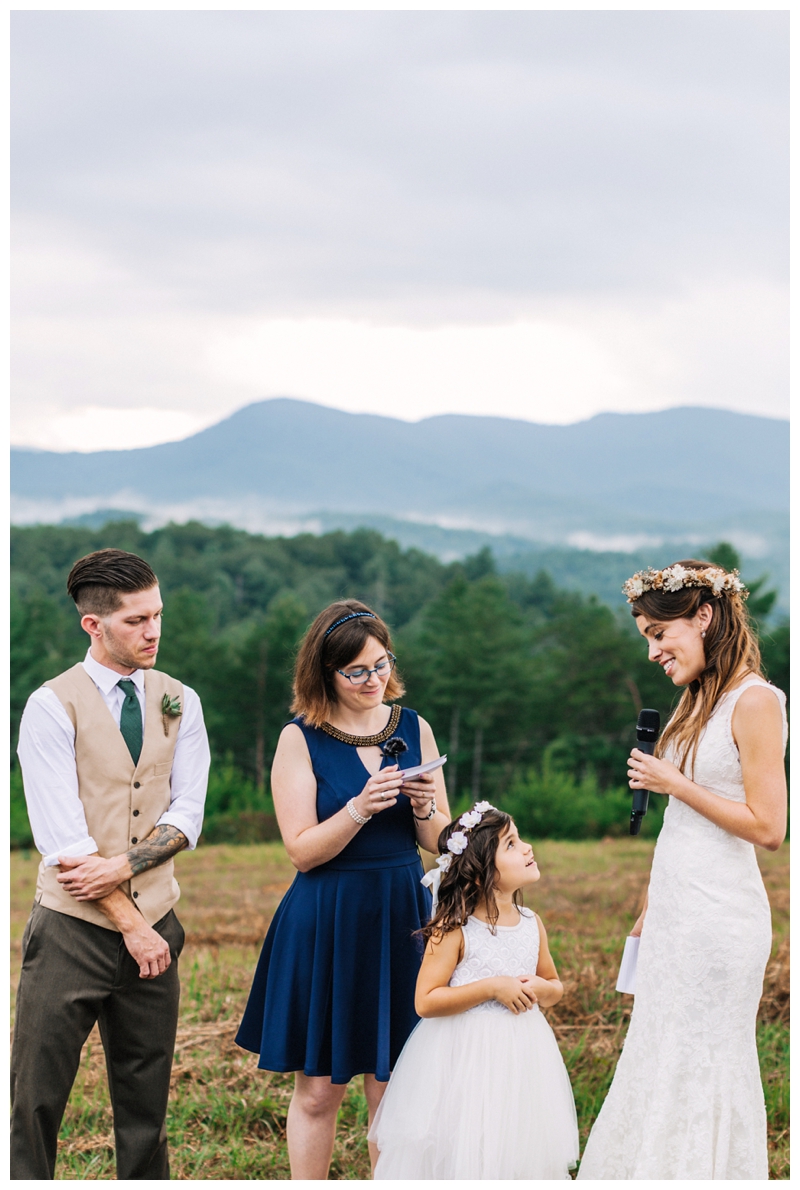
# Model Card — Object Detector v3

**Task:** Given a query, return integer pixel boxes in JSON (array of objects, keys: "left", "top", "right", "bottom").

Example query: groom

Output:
[{"left": 11, "top": 548, "right": 210, "bottom": 1179}]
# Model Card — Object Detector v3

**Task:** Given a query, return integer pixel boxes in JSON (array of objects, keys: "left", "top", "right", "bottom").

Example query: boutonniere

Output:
[{"left": 161, "top": 694, "right": 182, "bottom": 736}]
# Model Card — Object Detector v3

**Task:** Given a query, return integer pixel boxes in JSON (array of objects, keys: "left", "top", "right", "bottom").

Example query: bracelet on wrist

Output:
[
  {"left": 413, "top": 798, "right": 437, "bottom": 821},
  {"left": 346, "top": 798, "right": 370, "bottom": 826}
]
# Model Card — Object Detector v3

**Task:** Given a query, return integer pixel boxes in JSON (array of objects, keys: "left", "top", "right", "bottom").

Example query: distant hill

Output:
[{"left": 10, "top": 400, "right": 789, "bottom": 553}]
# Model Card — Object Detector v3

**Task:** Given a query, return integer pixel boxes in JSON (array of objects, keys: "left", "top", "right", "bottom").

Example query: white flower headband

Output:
[
  {"left": 622, "top": 564, "right": 747, "bottom": 605},
  {"left": 421, "top": 801, "right": 496, "bottom": 913}
]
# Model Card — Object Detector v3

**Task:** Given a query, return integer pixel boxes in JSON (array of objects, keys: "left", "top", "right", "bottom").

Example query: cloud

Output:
[
  {"left": 11, "top": 10, "right": 788, "bottom": 448},
  {"left": 11, "top": 406, "right": 211, "bottom": 455},
  {"left": 13, "top": 11, "right": 787, "bottom": 309},
  {"left": 12, "top": 277, "right": 787, "bottom": 451}
]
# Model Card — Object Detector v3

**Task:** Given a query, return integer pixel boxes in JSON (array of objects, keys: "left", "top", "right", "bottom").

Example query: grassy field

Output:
[{"left": 10, "top": 839, "right": 789, "bottom": 1180}]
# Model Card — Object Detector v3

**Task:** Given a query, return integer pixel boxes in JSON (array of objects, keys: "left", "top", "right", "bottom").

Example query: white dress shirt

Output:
[{"left": 17, "top": 649, "right": 211, "bottom": 866}]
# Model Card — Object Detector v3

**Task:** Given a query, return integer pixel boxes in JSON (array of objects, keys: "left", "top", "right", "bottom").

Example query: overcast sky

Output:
[{"left": 12, "top": 10, "right": 788, "bottom": 451}]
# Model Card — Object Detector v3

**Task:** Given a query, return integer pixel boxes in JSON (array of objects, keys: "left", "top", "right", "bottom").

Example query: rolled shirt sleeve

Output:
[
  {"left": 17, "top": 688, "right": 99, "bottom": 866},
  {"left": 155, "top": 683, "right": 210, "bottom": 849}
]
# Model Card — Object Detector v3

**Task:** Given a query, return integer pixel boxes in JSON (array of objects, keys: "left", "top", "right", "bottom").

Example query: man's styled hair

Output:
[{"left": 66, "top": 549, "right": 159, "bottom": 617}]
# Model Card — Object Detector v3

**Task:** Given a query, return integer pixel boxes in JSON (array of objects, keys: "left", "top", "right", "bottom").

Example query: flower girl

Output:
[{"left": 370, "top": 803, "right": 579, "bottom": 1179}]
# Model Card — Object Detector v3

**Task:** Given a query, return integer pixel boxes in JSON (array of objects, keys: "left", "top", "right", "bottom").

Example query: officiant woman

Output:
[{"left": 236, "top": 599, "right": 449, "bottom": 1178}]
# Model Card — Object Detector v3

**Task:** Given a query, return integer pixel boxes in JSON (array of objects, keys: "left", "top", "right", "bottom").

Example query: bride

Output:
[{"left": 577, "top": 560, "right": 787, "bottom": 1180}]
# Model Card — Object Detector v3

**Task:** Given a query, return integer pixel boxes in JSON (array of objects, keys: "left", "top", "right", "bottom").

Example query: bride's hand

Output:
[
  {"left": 353, "top": 765, "right": 405, "bottom": 819},
  {"left": 629, "top": 911, "right": 646, "bottom": 937},
  {"left": 628, "top": 749, "right": 682, "bottom": 797}
]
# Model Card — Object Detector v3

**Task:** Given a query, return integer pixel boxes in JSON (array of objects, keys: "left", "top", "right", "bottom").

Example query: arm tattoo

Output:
[{"left": 126, "top": 824, "right": 188, "bottom": 877}]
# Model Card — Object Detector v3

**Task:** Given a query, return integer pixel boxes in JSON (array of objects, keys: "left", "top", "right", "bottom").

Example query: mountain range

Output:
[
  {"left": 11, "top": 399, "right": 789, "bottom": 609},
  {"left": 11, "top": 398, "right": 788, "bottom": 535}
]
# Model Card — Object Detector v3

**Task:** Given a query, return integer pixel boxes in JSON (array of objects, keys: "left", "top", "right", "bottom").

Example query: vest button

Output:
[
  {"left": 133, "top": 891, "right": 139, "bottom": 898},
  {"left": 133, "top": 810, "right": 140, "bottom": 817},
  {"left": 131, "top": 837, "right": 138, "bottom": 844},
  {"left": 133, "top": 781, "right": 141, "bottom": 789}
]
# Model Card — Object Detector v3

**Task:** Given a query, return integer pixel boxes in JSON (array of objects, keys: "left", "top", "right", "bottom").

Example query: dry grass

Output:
[{"left": 10, "top": 839, "right": 789, "bottom": 1179}]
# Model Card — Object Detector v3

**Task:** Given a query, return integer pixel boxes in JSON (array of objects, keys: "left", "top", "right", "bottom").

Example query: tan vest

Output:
[{"left": 35, "top": 663, "right": 184, "bottom": 931}]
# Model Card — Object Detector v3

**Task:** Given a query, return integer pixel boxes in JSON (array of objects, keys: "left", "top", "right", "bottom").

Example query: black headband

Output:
[{"left": 323, "top": 611, "right": 376, "bottom": 639}]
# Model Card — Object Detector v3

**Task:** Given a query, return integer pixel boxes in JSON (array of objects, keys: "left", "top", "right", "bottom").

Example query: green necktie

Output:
[{"left": 118, "top": 679, "right": 143, "bottom": 766}]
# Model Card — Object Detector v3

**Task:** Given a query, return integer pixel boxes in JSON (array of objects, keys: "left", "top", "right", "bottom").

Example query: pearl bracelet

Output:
[
  {"left": 346, "top": 798, "right": 370, "bottom": 826},
  {"left": 413, "top": 798, "right": 437, "bottom": 821}
]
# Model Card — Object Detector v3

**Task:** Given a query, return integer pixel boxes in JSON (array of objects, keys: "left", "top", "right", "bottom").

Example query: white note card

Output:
[
  {"left": 399, "top": 755, "right": 447, "bottom": 781},
  {"left": 616, "top": 935, "right": 640, "bottom": 994}
]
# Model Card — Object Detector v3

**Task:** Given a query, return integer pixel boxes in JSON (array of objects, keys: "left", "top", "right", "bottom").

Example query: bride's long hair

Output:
[{"left": 630, "top": 559, "right": 762, "bottom": 776}]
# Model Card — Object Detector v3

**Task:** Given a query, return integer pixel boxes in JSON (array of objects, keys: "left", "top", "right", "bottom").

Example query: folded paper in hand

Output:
[
  {"left": 399, "top": 755, "right": 447, "bottom": 781},
  {"left": 616, "top": 935, "right": 640, "bottom": 994}
]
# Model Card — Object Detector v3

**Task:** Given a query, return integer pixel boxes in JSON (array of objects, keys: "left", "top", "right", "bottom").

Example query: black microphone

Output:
[{"left": 630, "top": 708, "right": 660, "bottom": 836}]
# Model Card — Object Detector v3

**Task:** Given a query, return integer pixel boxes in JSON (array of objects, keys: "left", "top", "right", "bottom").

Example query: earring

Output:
[{"left": 701, "top": 630, "right": 706, "bottom": 638}]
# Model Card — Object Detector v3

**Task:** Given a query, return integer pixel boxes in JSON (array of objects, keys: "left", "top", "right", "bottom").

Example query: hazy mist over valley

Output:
[{"left": 11, "top": 398, "right": 789, "bottom": 613}]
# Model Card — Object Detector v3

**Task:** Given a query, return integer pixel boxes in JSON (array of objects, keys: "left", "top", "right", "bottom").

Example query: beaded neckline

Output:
[{"left": 319, "top": 703, "right": 402, "bottom": 746}]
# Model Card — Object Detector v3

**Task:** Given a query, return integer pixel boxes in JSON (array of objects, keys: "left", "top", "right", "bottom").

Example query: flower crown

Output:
[
  {"left": 443, "top": 801, "right": 496, "bottom": 864},
  {"left": 421, "top": 802, "right": 497, "bottom": 910},
  {"left": 622, "top": 564, "right": 748, "bottom": 605}
]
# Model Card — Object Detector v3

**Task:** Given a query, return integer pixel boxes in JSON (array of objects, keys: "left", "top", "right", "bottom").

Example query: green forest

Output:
[{"left": 11, "top": 521, "right": 789, "bottom": 848}]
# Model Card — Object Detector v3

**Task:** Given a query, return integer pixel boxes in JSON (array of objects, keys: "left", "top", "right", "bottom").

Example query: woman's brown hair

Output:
[
  {"left": 421, "top": 808, "right": 520, "bottom": 941},
  {"left": 291, "top": 599, "right": 405, "bottom": 727},
  {"left": 630, "top": 559, "right": 762, "bottom": 776}
]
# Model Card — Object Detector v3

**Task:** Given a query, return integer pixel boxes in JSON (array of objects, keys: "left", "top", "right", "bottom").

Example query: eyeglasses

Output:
[{"left": 337, "top": 653, "right": 396, "bottom": 686}]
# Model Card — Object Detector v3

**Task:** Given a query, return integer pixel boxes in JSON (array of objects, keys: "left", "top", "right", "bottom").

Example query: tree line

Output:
[{"left": 11, "top": 522, "right": 789, "bottom": 847}]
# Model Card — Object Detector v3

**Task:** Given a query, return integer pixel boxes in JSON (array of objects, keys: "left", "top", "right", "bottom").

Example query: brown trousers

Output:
[{"left": 10, "top": 903, "right": 184, "bottom": 1180}]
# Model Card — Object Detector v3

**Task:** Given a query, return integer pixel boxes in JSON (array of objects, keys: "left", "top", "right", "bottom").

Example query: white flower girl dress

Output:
[{"left": 370, "top": 907, "right": 579, "bottom": 1179}]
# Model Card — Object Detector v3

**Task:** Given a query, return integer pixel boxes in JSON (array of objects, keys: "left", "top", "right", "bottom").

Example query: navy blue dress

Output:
[{"left": 236, "top": 706, "right": 432, "bottom": 1084}]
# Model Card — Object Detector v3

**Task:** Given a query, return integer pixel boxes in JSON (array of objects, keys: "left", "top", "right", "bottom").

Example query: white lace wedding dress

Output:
[
  {"left": 578, "top": 677, "right": 787, "bottom": 1180},
  {"left": 370, "top": 908, "right": 579, "bottom": 1179}
]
